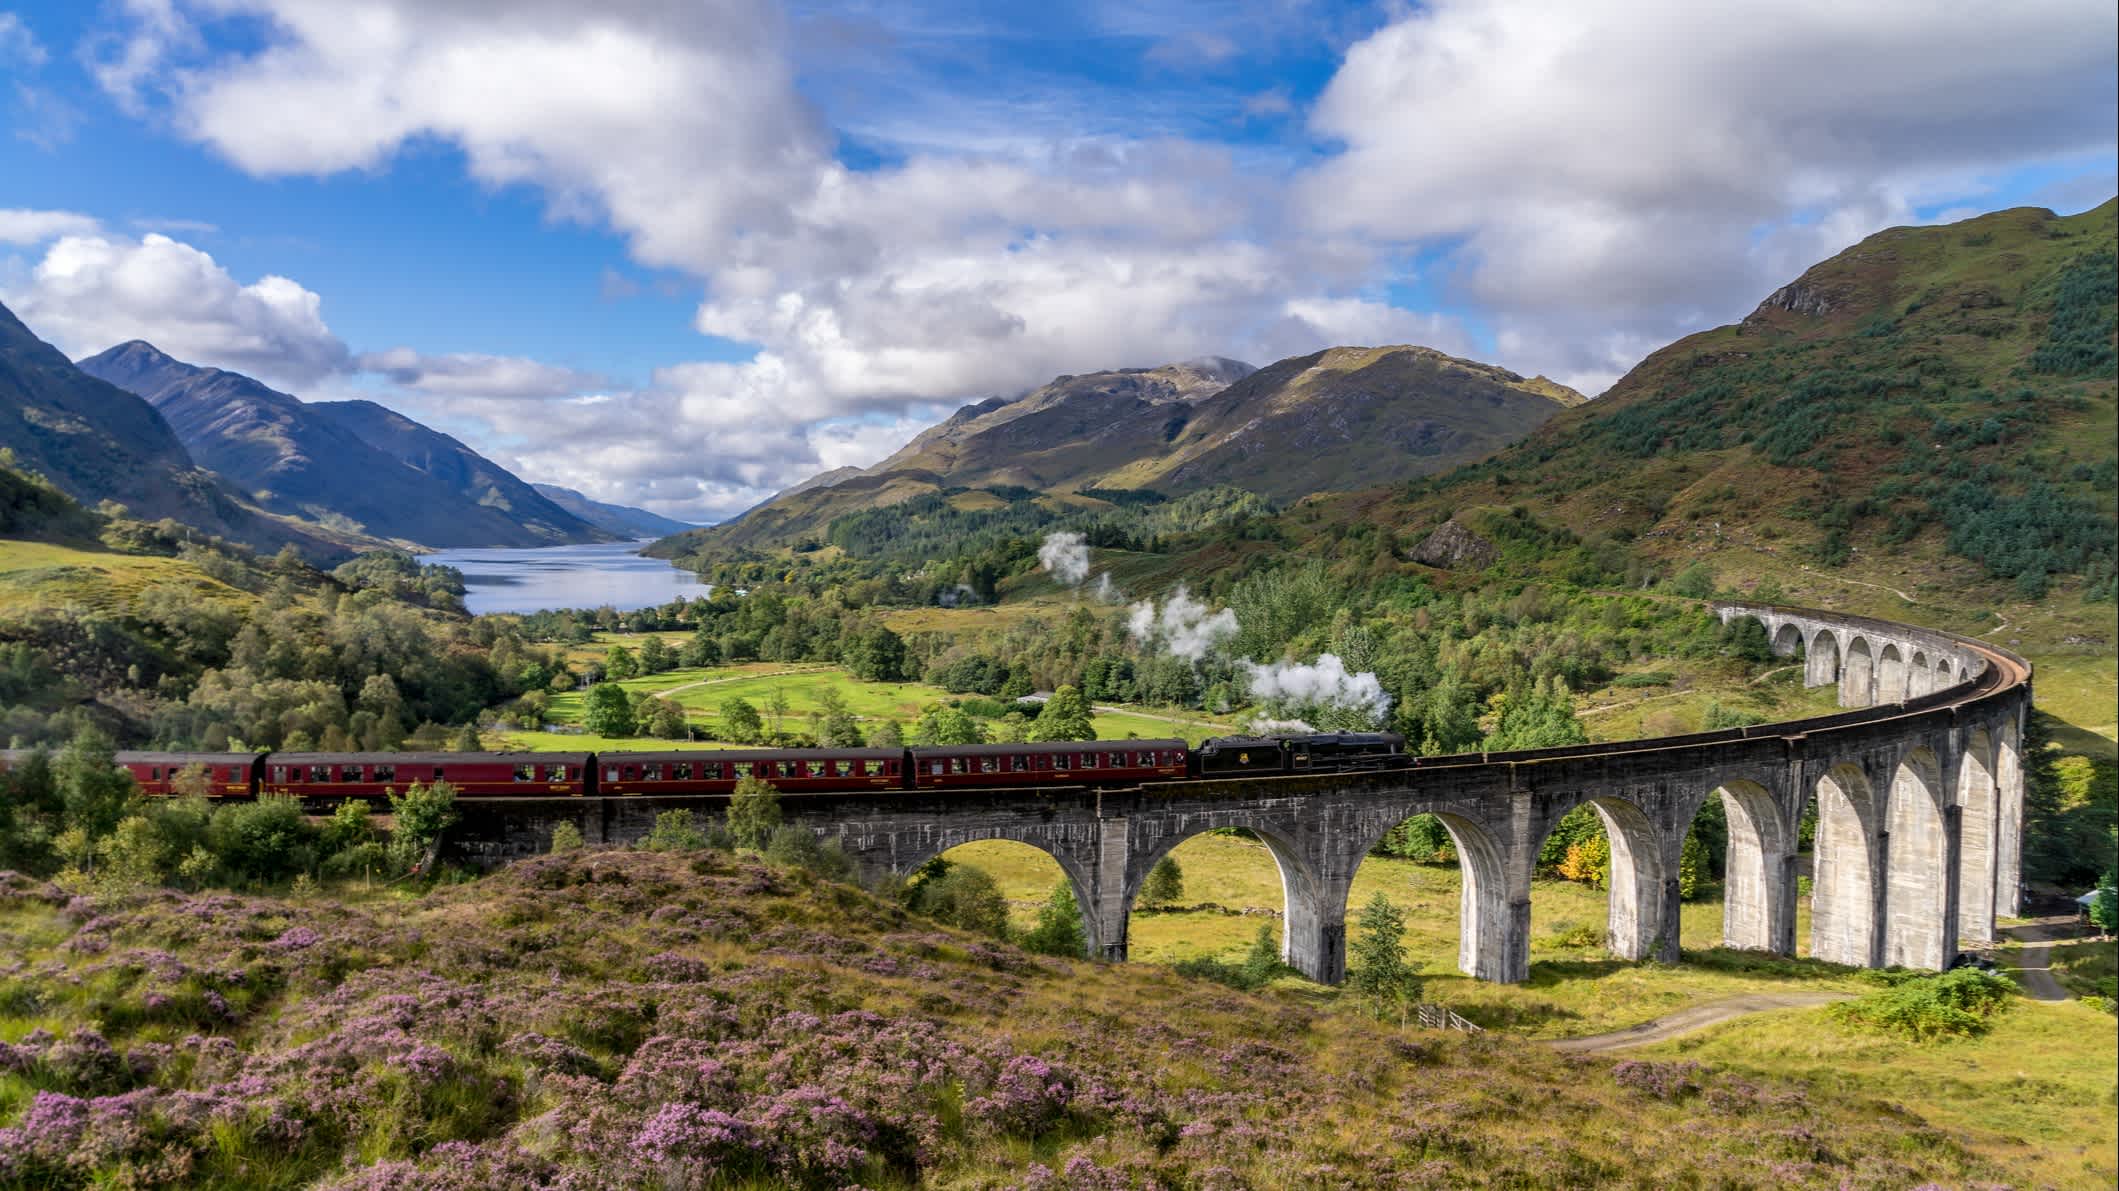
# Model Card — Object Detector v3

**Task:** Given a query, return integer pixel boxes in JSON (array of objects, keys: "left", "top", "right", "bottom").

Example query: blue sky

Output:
[{"left": 2, "top": 1, "right": 2113, "bottom": 519}]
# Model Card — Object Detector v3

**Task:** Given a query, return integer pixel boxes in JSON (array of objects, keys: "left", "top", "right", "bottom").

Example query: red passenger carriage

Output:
[
  {"left": 595, "top": 749, "right": 904, "bottom": 795},
  {"left": 907, "top": 740, "right": 1187, "bottom": 788},
  {"left": 263, "top": 752, "right": 591, "bottom": 799}
]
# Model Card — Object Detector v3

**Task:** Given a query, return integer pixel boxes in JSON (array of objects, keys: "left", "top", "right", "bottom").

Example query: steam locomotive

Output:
[{"left": 0, "top": 732, "right": 1407, "bottom": 801}]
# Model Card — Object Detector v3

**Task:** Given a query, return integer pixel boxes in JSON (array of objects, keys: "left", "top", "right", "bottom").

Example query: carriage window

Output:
[
  {"left": 542, "top": 764, "right": 566, "bottom": 781},
  {"left": 777, "top": 760, "right": 798, "bottom": 779},
  {"left": 930, "top": 760, "right": 945, "bottom": 776},
  {"left": 374, "top": 764, "right": 396, "bottom": 783},
  {"left": 224, "top": 767, "right": 239, "bottom": 782},
  {"left": 341, "top": 765, "right": 364, "bottom": 782},
  {"left": 643, "top": 764, "right": 663, "bottom": 782},
  {"left": 979, "top": 756, "right": 998, "bottom": 773},
  {"left": 310, "top": 766, "right": 330, "bottom": 783},
  {"left": 271, "top": 765, "right": 287, "bottom": 784},
  {"left": 733, "top": 761, "right": 753, "bottom": 778},
  {"left": 515, "top": 765, "right": 535, "bottom": 782},
  {"left": 863, "top": 760, "right": 886, "bottom": 776},
  {"left": 672, "top": 763, "right": 691, "bottom": 781},
  {"left": 150, "top": 767, "right": 162, "bottom": 780},
  {"left": 949, "top": 757, "right": 968, "bottom": 775},
  {"left": 1012, "top": 755, "right": 1028, "bottom": 772},
  {"left": 605, "top": 766, "right": 620, "bottom": 781},
  {"left": 1055, "top": 754, "right": 1073, "bottom": 770},
  {"left": 623, "top": 766, "right": 640, "bottom": 781},
  {"left": 833, "top": 760, "right": 853, "bottom": 777},
  {"left": 1079, "top": 753, "right": 1097, "bottom": 770},
  {"left": 1108, "top": 752, "right": 1124, "bottom": 768}
]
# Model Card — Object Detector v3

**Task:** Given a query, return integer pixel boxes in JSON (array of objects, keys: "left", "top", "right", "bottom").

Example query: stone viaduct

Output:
[{"left": 449, "top": 602, "right": 2031, "bottom": 985}]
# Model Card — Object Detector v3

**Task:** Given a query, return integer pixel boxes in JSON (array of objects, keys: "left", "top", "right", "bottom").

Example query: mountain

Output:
[
  {"left": 0, "top": 302, "right": 365, "bottom": 558},
  {"left": 77, "top": 342, "right": 607, "bottom": 549},
  {"left": 1290, "top": 201, "right": 2118, "bottom": 606},
  {"left": 531, "top": 483, "right": 695, "bottom": 538},
  {"left": 657, "top": 348, "right": 1580, "bottom": 556}
]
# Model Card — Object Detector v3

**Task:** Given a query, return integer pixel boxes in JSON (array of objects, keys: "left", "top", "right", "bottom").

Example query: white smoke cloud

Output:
[
  {"left": 1127, "top": 585, "right": 1239, "bottom": 662},
  {"left": 1038, "top": 531, "right": 1091, "bottom": 586},
  {"left": 1244, "top": 716, "right": 1319, "bottom": 736},
  {"left": 1243, "top": 653, "right": 1393, "bottom": 725},
  {"left": 1091, "top": 573, "right": 1121, "bottom": 604}
]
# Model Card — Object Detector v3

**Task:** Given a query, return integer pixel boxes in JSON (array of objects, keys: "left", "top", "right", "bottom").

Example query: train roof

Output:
[
  {"left": 114, "top": 752, "right": 261, "bottom": 765},
  {"left": 266, "top": 751, "right": 591, "bottom": 765},
  {"left": 596, "top": 748, "right": 903, "bottom": 762},
  {"left": 907, "top": 740, "right": 1185, "bottom": 757}
]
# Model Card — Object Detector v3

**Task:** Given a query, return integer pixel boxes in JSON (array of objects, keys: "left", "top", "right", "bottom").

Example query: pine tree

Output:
[
  {"left": 1141, "top": 856, "right": 1185, "bottom": 909},
  {"left": 1678, "top": 829, "right": 1710, "bottom": 900},
  {"left": 1021, "top": 881, "right": 1087, "bottom": 956},
  {"left": 1347, "top": 892, "right": 1419, "bottom": 1019},
  {"left": 726, "top": 775, "right": 782, "bottom": 850}
]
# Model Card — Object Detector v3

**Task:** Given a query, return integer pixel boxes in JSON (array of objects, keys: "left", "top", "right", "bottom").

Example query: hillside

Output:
[
  {"left": 532, "top": 482, "right": 694, "bottom": 537},
  {"left": 659, "top": 348, "right": 1581, "bottom": 557},
  {"left": 77, "top": 342, "right": 606, "bottom": 549},
  {"left": 305, "top": 399, "right": 612, "bottom": 546},
  {"left": 0, "top": 848, "right": 2036, "bottom": 1188},
  {"left": 1289, "top": 203, "right": 2117, "bottom": 614},
  {"left": 0, "top": 302, "right": 370, "bottom": 561}
]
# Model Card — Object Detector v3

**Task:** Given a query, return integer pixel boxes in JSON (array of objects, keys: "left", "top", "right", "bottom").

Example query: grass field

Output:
[
  {"left": 0, "top": 539, "right": 250, "bottom": 617},
  {"left": 1637, "top": 997, "right": 2118, "bottom": 1190},
  {"left": 1577, "top": 663, "right": 1843, "bottom": 742},
  {"left": 943, "top": 832, "right": 1859, "bottom": 1039}
]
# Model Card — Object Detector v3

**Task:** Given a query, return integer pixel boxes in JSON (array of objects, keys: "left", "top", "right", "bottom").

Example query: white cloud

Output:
[
  {"left": 1301, "top": 0, "right": 2119, "bottom": 392},
  {"left": 356, "top": 347, "right": 606, "bottom": 401},
  {"left": 3, "top": 232, "right": 349, "bottom": 389},
  {"left": 0, "top": 208, "right": 100, "bottom": 245},
  {"left": 0, "top": 12, "right": 46, "bottom": 67}
]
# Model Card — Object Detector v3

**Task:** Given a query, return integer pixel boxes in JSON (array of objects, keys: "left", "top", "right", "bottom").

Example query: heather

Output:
[{"left": 0, "top": 851, "right": 2013, "bottom": 1189}]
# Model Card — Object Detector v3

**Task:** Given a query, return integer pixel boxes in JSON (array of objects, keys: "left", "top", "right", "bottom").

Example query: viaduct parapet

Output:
[{"left": 449, "top": 603, "right": 2031, "bottom": 984}]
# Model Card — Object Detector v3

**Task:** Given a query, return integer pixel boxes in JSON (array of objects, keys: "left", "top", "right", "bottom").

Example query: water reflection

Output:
[{"left": 418, "top": 540, "right": 710, "bottom": 615}]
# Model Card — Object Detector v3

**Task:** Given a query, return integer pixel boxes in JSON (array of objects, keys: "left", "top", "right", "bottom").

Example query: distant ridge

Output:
[
  {"left": 532, "top": 483, "right": 695, "bottom": 538},
  {"left": 78, "top": 342, "right": 608, "bottom": 549}
]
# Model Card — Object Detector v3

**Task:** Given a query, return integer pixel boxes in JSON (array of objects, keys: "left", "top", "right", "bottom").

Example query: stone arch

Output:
[
  {"left": 1126, "top": 822, "right": 1329, "bottom": 979},
  {"left": 1934, "top": 654, "right": 1956, "bottom": 690},
  {"left": 1771, "top": 622, "right": 1805, "bottom": 657},
  {"left": 1908, "top": 650, "right": 1931, "bottom": 697},
  {"left": 1876, "top": 643, "right": 1908, "bottom": 704},
  {"left": 1841, "top": 637, "right": 1876, "bottom": 707},
  {"left": 1806, "top": 627, "right": 1842, "bottom": 688},
  {"left": 1955, "top": 726, "right": 1999, "bottom": 945},
  {"left": 1433, "top": 812, "right": 1511, "bottom": 981},
  {"left": 899, "top": 831, "right": 1103, "bottom": 958},
  {"left": 1812, "top": 763, "right": 1879, "bottom": 966},
  {"left": 1537, "top": 795, "right": 1670, "bottom": 962},
  {"left": 1709, "top": 778, "right": 1795, "bottom": 954},
  {"left": 1883, "top": 747, "right": 1951, "bottom": 969}
]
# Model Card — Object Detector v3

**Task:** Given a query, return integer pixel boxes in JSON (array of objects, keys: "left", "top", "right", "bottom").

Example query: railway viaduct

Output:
[{"left": 449, "top": 602, "right": 2031, "bottom": 985}]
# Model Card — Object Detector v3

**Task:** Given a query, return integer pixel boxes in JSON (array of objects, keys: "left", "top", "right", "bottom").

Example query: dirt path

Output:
[
  {"left": 1825, "top": 574, "right": 1919, "bottom": 604},
  {"left": 653, "top": 667, "right": 826, "bottom": 699},
  {"left": 1547, "top": 991, "right": 1855, "bottom": 1054},
  {"left": 1091, "top": 705, "right": 1229, "bottom": 731},
  {"left": 2003, "top": 916, "right": 2076, "bottom": 1003}
]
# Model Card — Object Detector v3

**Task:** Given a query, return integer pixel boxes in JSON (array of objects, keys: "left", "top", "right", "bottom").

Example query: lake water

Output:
[{"left": 419, "top": 541, "right": 711, "bottom": 615}]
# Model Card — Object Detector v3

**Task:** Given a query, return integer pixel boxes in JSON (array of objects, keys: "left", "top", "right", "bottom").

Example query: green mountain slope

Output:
[
  {"left": 657, "top": 347, "right": 1580, "bottom": 558},
  {"left": 531, "top": 482, "right": 695, "bottom": 537},
  {"left": 1298, "top": 202, "right": 2117, "bottom": 609},
  {"left": 77, "top": 342, "right": 606, "bottom": 548}
]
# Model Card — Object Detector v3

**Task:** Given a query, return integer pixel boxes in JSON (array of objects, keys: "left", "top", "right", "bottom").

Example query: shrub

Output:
[
  {"left": 206, "top": 795, "right": 314, "bottom": 883},
  {"left": 549, "top": 821, "right": 585, "bottom": 853},
  {"left": 1140, "top": 857, "right": 1184, "bottom": 909},
  {"left": 1830, "top": 969, "right": 2016, "bottom": 1039},
  {"left": 387, "top": 781, "right": 459, "bottom": 874},
  {"left": 1019, "top": 882, "right": 1086, "bottom": 957},
  {"left": 912, "top": 863, "right": 1011, "bottom": 940},
  {"left": 763, "top": 824, "right": 853, "bottom": 880}
]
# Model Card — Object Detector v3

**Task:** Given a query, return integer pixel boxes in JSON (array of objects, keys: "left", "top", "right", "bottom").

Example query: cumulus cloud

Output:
[
  {"left": 0, "top": 12, "right": 46, "bottom": 67},
  {"left": 1301, "top": 0, "right": 2119, "bottom": 391},
  {"left": 2, "top": 232, "right": 349, "bottom": 389},
  {"left": 0, "top": 208, "right": 99, "bottom": 245},
  {"left": 356, "top": 348, "right": 607, "bottom": 401}
]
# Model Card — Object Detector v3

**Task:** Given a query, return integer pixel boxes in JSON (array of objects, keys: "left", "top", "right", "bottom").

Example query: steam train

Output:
[{"left": 0, "top": 733, "right": 1408, "bottom": 802}]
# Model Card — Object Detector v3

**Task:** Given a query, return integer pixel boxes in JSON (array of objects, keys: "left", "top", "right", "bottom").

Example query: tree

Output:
[
  {"left": 321, "top": 799, "right": 374, "bottom": 856},
  {"left": 2092, "top": 870, "right": 2118, "bottom": 936},
  {"left": 645, "top": 808, "right": 706, "bottom": 851},
  {"left": 452, "top": 721, "right": 483, "bottom": 752},
  {"left": 57, "top": 729, "right": 135, "bottom": 842},
  {"left": 1238, "top": 923, "right": 1287, "bottom": 988},
  {"left": 1481, "top": 677, "right": 1587, "bottom": 751},
  {"left": 583, "top": 682, "right": 637, "bottom": 737},
  {"left": 1678, "top": 830, "right": 1710, "bottom": 900},
  {"left": 387, "top": 780, "right": 459, "bottom": 874},
  {"left": 605, "top": 645, "right": 639, "bottom": 680},
  {"left": 1558, "top": 833, "right": 1610, "bottom": 889},
  {"left": 726, "top": 775, "right": 782, "bottom": 849},
  {"left": 869, "top": 719, "right": 904, "bottom": 748},
  {"left": 1030, "top": 686, "right": 1095, "bottom": 742},
  {"left": 814, "top": 689, "right": 863, "bottom": 747},
  {"left": 207, "top": 796, "right": 315, "bottom": 884},
  {"left": 644, "top": 698, "right": 690, "bottom": 740},
  {"left": 549, "top": 821, "right": 585, "bottom": 853},
  {"left": 842, "top": 627, "right": 908, "bottom": 682},
  {"left": 719, "top": 697, "right": 764, "bottom": 744},
  {"left": 1141, "top": 856, "right": 1185, "bottom": 909},
  {"left": 1019, "top": 881, "right": 1086, "bottom": 957},
  {"left": 912, "top": 705, "right": 985, "bottom": 746},
  {"left": 1347, "top": 892, "right": 1420, "bottom": 1020},
  {"left": 638, "top": 636, "right": 673, "bottom": 674},
  {"left": 765, "top": 690, "right": 791, "bottom": 738},
  {"left": 915, "top": 863, "right": 1011, "bottom": 940}
]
